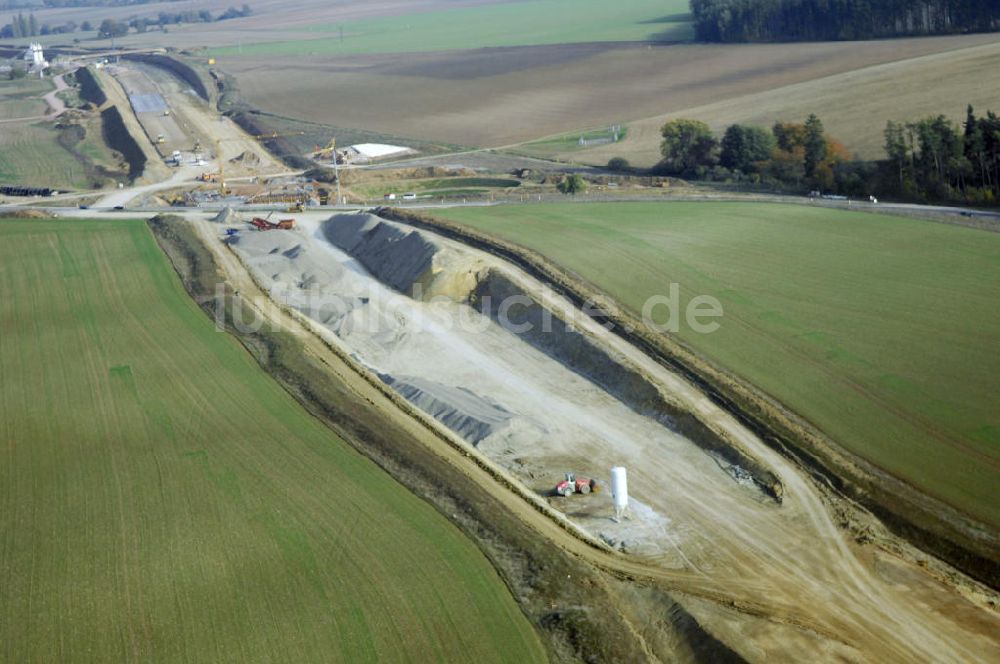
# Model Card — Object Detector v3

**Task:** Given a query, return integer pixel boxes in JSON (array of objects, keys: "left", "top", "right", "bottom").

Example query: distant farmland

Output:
[
  {"left": 435, "top": 202, "right": 1000, "bottom": 527},
  {"left": 209, "top": 0, "right": 693, "bottom": 57},
  {"left": 216, "top": 32, "right": 1000, "bottom": 152},
  {"left": 572, "top": 38, "right": 1000, "bottom": 165},
  {"left": 0, "top": 220, "right": 545, "bottom": 663}
]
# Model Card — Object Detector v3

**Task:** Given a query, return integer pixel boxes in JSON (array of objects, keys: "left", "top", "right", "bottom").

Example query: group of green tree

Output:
[
  {"left": 97, "top": 4, "right": 252, "bottom": 37},
  {"left": 657, "top": 107, "right": 1000, "bottom": 204},
  {"left": 690, "top": 0, "right": 999, "bottom": 42},
  {"left": 659, "top": 114, "right": 850, "bottom": 187},
  {"left": 3, "top": 12, "right": 40, "bottom": 37},
  {"left": 885, "top": 107, "right": 1000, "bottom": 204}
]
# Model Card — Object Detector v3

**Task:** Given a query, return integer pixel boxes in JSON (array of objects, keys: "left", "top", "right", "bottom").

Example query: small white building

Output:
[
  {"left": 23, "top": 43, "right": 48, "bottom": 77},
  {"left": 342, "top": 143, "right": 411, "bottom": 163}
]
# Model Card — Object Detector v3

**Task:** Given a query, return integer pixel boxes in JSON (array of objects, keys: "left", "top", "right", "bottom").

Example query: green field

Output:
[
  {"left": 0, "top": 219, "right": 545, "bottom": 662},
  {"left": 353, "top": 177, "right": 521, "bottom": 199},
  {"left": 0, "top": 78, "right": 50, "bottom": 121},
  {"left": 0, "top": 79, "right": 97, "bottom": 190},
  {"left": 512, "top": 126, "right": 628, "bottom": 159},
  {"left": 435, "top": 202, "right": 1000, "bottom": 526},
  {"left": 0, "top": 122, "right": 95, "bottom": 189},
  {"left": 210, "top": 0, "right": 691, "bottom": 57}
]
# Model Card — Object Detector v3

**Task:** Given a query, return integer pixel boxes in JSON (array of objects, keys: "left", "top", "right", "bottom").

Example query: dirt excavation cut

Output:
[{"left": 218, "top": 211, "right": 999, "bottom": 662}]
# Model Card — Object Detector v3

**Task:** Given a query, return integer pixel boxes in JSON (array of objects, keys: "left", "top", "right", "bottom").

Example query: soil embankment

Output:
[
  {"left": 100, "top": 105, "right": 146, "bottom": 181},
  {"left": 78, "top": 66, "right": 169, "bottom": 184},
  {"left": 75, "top": 66, "right": 108, "bottom": 107},
  {"left": 377, "top": 206, "right": 1000, "bottom": 589},
  {"left": 122, "top": 53, "right": 213, "bottom": 103}
]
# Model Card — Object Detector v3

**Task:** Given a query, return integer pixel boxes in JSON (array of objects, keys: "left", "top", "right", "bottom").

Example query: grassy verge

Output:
[
  {"left": 352, "top": 176, "right": 522, "bottom": 198},
  {"left": 0, "top": 217, "right": 546, "bottom": 663},
  {"left": 512, "top": 126, "right": 628, "bottom": 160}
]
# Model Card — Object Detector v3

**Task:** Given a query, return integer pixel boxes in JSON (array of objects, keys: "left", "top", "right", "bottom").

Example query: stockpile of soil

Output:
[{"left": 212, "top": 207, "right": 241, "bottom": 224}]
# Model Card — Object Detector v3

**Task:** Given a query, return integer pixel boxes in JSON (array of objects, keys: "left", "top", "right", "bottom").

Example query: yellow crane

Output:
[{"left": 313, "top": 138, "right": 337, "bottom": 160}]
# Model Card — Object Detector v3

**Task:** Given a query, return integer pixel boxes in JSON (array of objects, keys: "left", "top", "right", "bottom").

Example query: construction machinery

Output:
[
  {"left": 286, "top": 202, "right": 304, "bottom": 213},
  {"left": 156, "top": 133, "right": 165, "bottom": 144},
  {"left": 312, "top": 138, "right": 337, "bottom": 160},
  {"left": 555, "top": 473, "right": 596, "bottom": 497},
  {"left": 250, "top": 215, "right": 295, "bottom": 231}
]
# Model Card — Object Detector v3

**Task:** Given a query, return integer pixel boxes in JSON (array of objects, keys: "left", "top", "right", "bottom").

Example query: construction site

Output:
[
  {"left": 2, "top": 31, "right": 999, "bottom": 663},
  {"left": 172, "top": 205, "right": 995, "bottom": 662}
]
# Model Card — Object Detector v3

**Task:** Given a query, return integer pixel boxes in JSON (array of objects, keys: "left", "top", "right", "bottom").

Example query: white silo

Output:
[{"left": 611, "top": 466, "right": 629, "bottom": 522}]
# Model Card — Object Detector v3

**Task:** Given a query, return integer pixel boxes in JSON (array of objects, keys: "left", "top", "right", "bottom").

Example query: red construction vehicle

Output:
[
  {"left": 249, "top": 216, "right": 295, "bottom": 231},
  {"left": 555, "top": 473, "right": 595, "bottom": 497}
]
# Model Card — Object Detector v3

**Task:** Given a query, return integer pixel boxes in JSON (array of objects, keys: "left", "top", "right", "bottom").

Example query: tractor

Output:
[{"left": 555, "top": 473, "right": 595, "bottom": 497}]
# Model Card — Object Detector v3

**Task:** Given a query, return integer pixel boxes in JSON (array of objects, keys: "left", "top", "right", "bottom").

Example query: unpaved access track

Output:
[{"left": 188, "top": 211, "right": 999, "bottom": 663}]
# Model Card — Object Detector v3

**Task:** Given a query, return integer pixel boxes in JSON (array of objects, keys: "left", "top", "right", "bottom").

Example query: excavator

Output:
[{"left": 312, "top": 138, "right": 343, "bottom": 163}]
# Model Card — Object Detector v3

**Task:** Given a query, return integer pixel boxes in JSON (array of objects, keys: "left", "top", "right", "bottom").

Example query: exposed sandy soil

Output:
[
  {"left": 107, "top": 65, "right": 190, "bottom": 156},
  {"left": 221, "top": 33, "right": 1000, "bottom": 153},
  {"left": 203, "top": 211, "right": 999, "bottom": 662},
  {"left": 98, "top": 61, "right": 285, "bottom": 195}
]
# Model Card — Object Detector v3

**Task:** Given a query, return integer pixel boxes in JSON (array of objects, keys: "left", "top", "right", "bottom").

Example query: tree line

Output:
[
  {"left": 690, "top": 0, "right": 1000, "bottom": 42},
  {"left": 658, "top": 114, "right": 851, "bottom": 189},
  {"left": 2, "top": 4, "right": 252, "bottom": 39},
  {"left": 656, "top": 107, "right": 1000, "bottom": 205},
  {"left": 95, "top": 5, "right": 253, "bottom": 38},
  {"left": 3, "top": 11, "right": 82, "bottom": 37},
  {"left": 39, "top": 0, "right": 184, "bottom": 6},
  {"left": 885, "top": 107, "right": 1000, "bottom": 204}
]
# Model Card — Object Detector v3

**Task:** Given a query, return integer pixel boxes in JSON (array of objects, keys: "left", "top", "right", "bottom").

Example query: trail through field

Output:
[
  {"left": 202, "top": 211, "right": 1000, "bottom": 662},
  {"left": 42, "top": 74, "right": 68, "bottom": 118},
  {"left": 0, "top": 74, "right": 67, "bottom": 124}
]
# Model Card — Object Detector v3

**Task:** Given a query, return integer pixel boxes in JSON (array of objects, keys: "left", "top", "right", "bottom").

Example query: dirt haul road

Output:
[
  {"left": 191, "top": 212, "right": 998, "bottom": 663},
  {"left": 139, "top": 63, "right": 285, "bottom": 175},
  {"left": 106, "top": 62, "right": 284, "bottom": 179}
]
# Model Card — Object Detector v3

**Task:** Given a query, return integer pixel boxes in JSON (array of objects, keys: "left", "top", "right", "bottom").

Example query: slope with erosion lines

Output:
[
  {"left": 0, "top": 219, "right": 545, "bottom": 663},
  {"left": 225, "top": 211, "right": 1000, "bottom": 662}
]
